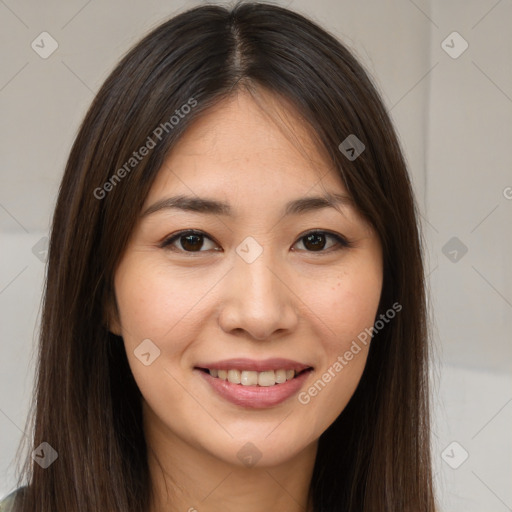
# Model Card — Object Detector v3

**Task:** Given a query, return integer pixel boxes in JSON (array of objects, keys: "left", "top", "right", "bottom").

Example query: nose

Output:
[{"left": 218, "top": 249, "right": 299, "bottom": 341}]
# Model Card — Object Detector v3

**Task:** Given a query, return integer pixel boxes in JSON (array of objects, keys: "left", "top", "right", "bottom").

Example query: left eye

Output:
[
  {"left": 160, "top": 230, "right": 351, "bottom": 253},
  {"left": 293, "top": 230, "right": 350, "bottom": 252}
]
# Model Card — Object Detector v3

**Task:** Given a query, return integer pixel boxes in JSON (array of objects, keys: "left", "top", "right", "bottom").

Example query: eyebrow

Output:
[{"left": 141, "top": 192, "right": 353, "bottom": 218}]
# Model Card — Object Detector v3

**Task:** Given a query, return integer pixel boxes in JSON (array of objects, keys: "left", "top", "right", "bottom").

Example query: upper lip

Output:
[{"left": 195, "top": 358, "right": 313, "bottom": 373}]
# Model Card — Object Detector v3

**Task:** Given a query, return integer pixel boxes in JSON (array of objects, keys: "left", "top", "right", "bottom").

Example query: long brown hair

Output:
[{"left": 12, "top": 2, "right": 436, "bottom": 510}]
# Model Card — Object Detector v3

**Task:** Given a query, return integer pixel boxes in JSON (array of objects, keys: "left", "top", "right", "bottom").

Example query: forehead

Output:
[{"left": 146, "top": 89, "right": 347, "bottom": 202}]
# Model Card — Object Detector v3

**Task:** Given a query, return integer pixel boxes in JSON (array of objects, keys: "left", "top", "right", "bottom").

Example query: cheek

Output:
[
  {"left": 114, "top": 262, "right": 212, "bottom": 346},
  {"left": 113, "top": 263, "right": 209, "bottom": 407},
  {"left": 294, "top": 253, "right": 382, "bottom": 428},
  {"left": 330, "top": 276, "right": 381, "bottom": 338},
  {"left": 315, "top": 253, "right": 383, "bottom": 346}
]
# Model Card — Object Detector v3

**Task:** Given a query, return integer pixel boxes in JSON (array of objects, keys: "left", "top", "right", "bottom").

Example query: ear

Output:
[{"left": 103, "top": 289, "right": 122, "bottom": 336}]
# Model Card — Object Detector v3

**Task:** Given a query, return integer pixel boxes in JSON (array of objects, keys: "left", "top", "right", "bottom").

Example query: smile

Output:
[
  {"left": 202, "top": 368, "right": 306, "bottom": 386},
  {"left": 194, "top": 360, "right": 313, "bottom": 408}
]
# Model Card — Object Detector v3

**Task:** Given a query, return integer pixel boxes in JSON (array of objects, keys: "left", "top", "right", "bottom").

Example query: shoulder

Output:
[{"left": 0, "top": 487, "right": 28, "bottom": 512}]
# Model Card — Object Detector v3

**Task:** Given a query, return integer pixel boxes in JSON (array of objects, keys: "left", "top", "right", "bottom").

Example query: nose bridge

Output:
[
  {"left": 218, "top": 241, "right": 297, "bottom": 339},
  {"left": 237, "top": 249, "right": 279, "bottom": 303}
]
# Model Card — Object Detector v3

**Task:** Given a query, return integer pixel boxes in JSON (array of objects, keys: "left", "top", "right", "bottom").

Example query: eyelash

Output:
[{"left": 159, "top": 229, "right": 353, "bottom": 255}]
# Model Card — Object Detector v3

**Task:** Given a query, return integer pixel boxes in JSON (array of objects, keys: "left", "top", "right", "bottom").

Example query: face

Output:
[{"left": 110, "top": 90, "right": 383, "bottom": 468}]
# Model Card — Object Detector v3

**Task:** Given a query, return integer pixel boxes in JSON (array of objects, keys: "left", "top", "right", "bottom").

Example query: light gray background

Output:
[{"left": 1, "top": 1, "right": 511, "bottom": 510}]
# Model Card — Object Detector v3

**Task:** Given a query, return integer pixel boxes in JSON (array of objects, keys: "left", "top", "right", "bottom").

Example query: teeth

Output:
[
  {"left": 241, "top": 371, "right": 258, "bottom": 386},
  {"left": 208, "top": 368, "right": 298, "bottom": 386},
  {"left": 227, "top": 369, "right": 241, "bottom": 384},
  {"left": 275, "top": 369, "right": 287, "bottom": 383},
  {"left": 258, "top": 371, "right": 276, "bottom": 387}
]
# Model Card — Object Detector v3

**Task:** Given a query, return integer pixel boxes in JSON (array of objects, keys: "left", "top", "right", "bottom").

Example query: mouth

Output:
[
  {"left": 193, "top": 358, "right": 314, "bottom": 408},
  {"left": 196, "top": 367, "right": 313, "bottom": 387}
]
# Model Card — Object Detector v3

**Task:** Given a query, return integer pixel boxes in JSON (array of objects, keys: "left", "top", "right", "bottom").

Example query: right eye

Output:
[{"left": 160, "top": 230, "right": 221, "bottom": 253}]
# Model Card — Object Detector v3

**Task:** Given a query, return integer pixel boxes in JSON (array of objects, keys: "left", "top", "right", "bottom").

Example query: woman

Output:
[{"left": 2, "top": 2, "right": 436, "bottom": 511}]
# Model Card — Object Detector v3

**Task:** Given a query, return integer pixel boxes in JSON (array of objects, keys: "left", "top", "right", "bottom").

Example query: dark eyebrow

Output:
[{"left": 140, "top": 192, "right": 352, "bottom": 218}]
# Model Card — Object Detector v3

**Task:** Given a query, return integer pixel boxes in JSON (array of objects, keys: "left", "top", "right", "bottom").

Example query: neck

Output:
[{"left": 144, "top": 406, "right": 318, "bottom": 512}]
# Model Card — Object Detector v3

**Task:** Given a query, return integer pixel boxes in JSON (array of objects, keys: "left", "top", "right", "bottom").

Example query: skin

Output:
[{"left": 110, "top": 89, "right": 383, "bottom": 512}]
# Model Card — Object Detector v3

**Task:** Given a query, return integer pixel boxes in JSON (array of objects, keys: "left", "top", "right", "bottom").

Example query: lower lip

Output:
[{"left": 195, "top": 369, "right": 312, "bottom": 409}]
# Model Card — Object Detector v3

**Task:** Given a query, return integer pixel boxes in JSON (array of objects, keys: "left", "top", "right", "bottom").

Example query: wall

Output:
[{"left": 0, "top": 1, "right": 510, "bottom": 509}]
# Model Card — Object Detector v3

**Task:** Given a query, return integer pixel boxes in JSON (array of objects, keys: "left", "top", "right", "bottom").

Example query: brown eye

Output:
[
  {"left": 302, "top": 233, "right": 327, "bottom": 251},
  {"left": 180, "top": 233, "right": 204, "bottom": 251},
  {"left": 161, "top": 230, "right": 218, "bottom": 252},
  {"left": 293, "top": 230, "right": 351, "bottom": 253},
  {"left": 161, "top": 229, "right": 351, "bottom": 255}
]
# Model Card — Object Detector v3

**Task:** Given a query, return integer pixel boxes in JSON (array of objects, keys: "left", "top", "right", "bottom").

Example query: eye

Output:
[
  {"left": 292, "top": 230, "right": 352, "bottom": 253},
  {"left": 160, "top": 229, "right": 352, "bottom": 254},
  {"left": 160, "top": 230, "right": 219, "bottom": 253}
]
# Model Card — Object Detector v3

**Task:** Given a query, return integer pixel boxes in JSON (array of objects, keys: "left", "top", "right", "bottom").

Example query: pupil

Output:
[
  {"left": 304, "top": 233, "right": 325, "bottom": 251},
  {"left": 182, "top": 234, "right": 203, "bottom": 251}
]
